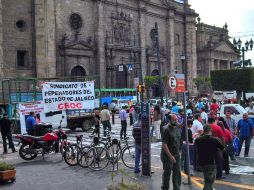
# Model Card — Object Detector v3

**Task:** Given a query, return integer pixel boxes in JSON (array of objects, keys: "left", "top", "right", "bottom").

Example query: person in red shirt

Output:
[
  {"left": 218, "top": 117, "right": 232, "bottom": 174},
  {"left": 210, "top": 99, "right": 220, "bottom": 113},
  {"left": 208, "top": 118, "right": 225, "bottom": 142},
  {"left": 209, "top": 110, "right": 218, "bottom": 123},
  {"left": 208, "top": 117, "right": 225, "bottom": 179}
]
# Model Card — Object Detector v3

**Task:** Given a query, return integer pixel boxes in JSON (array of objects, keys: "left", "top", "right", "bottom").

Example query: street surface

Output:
[{"left": 0, "top": 115, "right": 253, "bottom": 190}]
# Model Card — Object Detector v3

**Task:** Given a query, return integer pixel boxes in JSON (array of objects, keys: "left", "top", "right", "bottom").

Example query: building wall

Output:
[
  {"left": 2, "top": 0, "right": 34, "bottom": 78},
  {"left": 0, "top": 0, "right": 199, "bottom": 95}
]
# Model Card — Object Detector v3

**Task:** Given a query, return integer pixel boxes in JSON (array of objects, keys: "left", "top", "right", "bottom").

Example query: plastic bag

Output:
[{"left": 233, "top": 137, "right": 239, "bottom": 155}]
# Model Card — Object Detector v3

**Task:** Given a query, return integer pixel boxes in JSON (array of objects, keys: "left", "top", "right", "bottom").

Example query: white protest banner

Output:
[
  {"left": 19, "top": 101, "right": 45, "bottom": 134},
  {"left": 42, "top": 81, "right": 95, "bottom": 112}
]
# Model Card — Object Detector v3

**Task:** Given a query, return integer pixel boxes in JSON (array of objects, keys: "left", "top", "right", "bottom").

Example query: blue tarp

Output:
[{"left": 101, "top": 96, "right": 134, "bottom": 106}]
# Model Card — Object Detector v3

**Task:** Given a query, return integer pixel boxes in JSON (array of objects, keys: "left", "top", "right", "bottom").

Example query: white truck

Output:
[{"left": 218, "top": 104, "right": 254, "bottom": 124}]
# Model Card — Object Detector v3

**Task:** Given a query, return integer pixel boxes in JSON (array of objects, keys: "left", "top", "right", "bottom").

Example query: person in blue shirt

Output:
[
  {"left": 236, "top": 113, "right": 254, "bottom": 157},
  {"left": 171, "top": 102, "right": 180, "bottom": 114},
  {"left": 119, "top": 106, "right": 128, "bottom": 139},
  {"left": 26, "top": 112, "right": 36, "bottom": 135}
]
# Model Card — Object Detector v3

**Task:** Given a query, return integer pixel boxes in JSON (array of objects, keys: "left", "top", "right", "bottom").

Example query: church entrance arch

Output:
[
  {"left": 116, "top": 65, "right": 128, "bottom": 88},
  {"left": 71, "top": 66, "right": 86, "bottom": 77}
]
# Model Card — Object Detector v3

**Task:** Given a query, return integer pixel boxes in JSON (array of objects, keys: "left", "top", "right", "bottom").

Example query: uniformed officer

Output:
[
  {"left": 195, "top": 125, "right": 224, "bottom": 190},
  {"left": 161, "top": 114, "right": 181, "bottom": 190}
]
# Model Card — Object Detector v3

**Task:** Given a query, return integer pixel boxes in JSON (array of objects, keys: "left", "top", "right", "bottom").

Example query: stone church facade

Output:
[
  {"left": 0, "top": 0, "right": 237, "bottom": 96},
  {"left": 196, "top": 18, "right": 238, "bottom": 77},
  {"left": 0, "top": 0, "right": 198, "bottom": 95}
]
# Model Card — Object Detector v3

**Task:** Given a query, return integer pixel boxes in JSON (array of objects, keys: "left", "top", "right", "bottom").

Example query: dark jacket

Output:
[
  {"left": 181, "top": 126, "right": 193, "bottom": 143},
  {"left": 0, "top": 118, "right": 12, "bottom": 134},
  {"left": 195, "top": 134, "right": 224, "bottom": 166},
  {"left": 132, "top": 120, "right": 141, "bottom": 145}
]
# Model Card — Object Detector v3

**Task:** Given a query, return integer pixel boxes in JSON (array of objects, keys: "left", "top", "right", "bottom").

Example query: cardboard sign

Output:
[
  {"left": 42, "top": 81, "right": 95, "bottom": 112},
  {"left": 19, "top": 101, "right": 45, "bottom": 134}
]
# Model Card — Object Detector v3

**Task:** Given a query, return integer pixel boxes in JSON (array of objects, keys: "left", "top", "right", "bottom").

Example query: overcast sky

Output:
[{"left": 188, "top": 0, "right": 254, "bottom": 61}]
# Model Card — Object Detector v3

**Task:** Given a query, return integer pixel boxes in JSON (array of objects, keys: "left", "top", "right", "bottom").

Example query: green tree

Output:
[
  {"left": 210, "top": 68, "right": 254, "bottom": 102},
  {"left": 144, "top": 75, "right": 168, "bottom": 99},
  {"left": 193, "top": 77, "right": 212, "bottom": 93}
]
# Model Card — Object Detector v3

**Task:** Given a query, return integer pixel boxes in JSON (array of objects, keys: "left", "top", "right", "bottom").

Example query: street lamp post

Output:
[
  {"left": 180, "top": 54, "right": 186, "bottom": 88},
  {"left": 155, "top": 22, "right": 164, "bottom": 105},
  {"left": 233, "top": 38, "right": 253, "bottom": 68}
]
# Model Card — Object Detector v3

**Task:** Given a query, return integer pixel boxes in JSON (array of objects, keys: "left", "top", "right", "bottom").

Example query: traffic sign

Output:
[
  {"left": 169, "top": 75, "right": 177, "bottom": 89},
  {"left": 127, "top": 64, "right": 133, "bottom": 71},
  {"left": 175, "top": 74, "right": 185, "bottom": 92},
  {"left": 118, "top": 65, "right": 124, "bottom": 72}
]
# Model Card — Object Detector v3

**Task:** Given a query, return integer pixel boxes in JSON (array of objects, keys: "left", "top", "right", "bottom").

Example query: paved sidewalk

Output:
[{"left": 0, "top": 143, "right": 201, "bottom": 190}]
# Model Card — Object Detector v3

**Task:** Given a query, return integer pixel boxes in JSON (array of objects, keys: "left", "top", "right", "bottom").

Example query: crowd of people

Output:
[
  {"left": 1, "top": 97, "right": 254, "bottom": 190},
  {"left": 111, "top": 98, "right": 254, "bottom": 190}
]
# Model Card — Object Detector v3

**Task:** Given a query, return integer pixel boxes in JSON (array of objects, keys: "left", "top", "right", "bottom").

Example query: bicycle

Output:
[
  {"left": 77, "top": 135, "right": 106, "bottom": 168},
  {"left": 85, "top": 130, "right": 136, "bottom": 171},
  {"left": 84, "top": 135, "right": 109, "bottom": 171},
  {"left": 107, "top": 136, "right": 136, "bottom": 169},
  {"left": 63, "top": 134, "right": 83, "bottom": 166}
]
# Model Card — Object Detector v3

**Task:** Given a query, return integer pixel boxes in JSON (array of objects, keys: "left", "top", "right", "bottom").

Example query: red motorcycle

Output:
[{"left": 16, "top": 127, "right": 69, "bottom": 161}]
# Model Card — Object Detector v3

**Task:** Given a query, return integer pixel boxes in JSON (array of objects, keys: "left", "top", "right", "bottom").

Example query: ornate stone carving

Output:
[{"left": 111, "top": 11, "right": 132, "bottom": 44}]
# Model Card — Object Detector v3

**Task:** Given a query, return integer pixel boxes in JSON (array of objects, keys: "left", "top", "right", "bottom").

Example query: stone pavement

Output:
[{"left": 0, "top": 143, "right": 201, "bottom": 190}]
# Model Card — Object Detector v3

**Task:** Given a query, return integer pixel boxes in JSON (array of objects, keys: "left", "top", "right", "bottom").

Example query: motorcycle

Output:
[{"left": 16, "top": 124, "right": 69, "bottom": 161}]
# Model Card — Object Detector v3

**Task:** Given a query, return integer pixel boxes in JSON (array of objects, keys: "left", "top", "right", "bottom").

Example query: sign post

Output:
[
  {"left": 168, "top": 74, "right": 191, "bottom": 184},
  {"left": 141, "top": 102, "right": 151, "bottom": 176},
  {"left": 183, "top": 91, "right": 191, "bottom": 185}
]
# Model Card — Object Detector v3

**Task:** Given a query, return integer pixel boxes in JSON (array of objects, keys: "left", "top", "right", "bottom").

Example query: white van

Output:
[
  {"left": 43, "top": 110, "right": 67, "bottom": 128},
  {"left": 212, "top": 91, "right": 224, "bottom": 101}
]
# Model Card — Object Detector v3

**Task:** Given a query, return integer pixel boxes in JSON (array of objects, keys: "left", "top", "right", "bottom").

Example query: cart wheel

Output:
[
  {"left": 10, "top": 177, "right": 16, "bottom": 183},
  {"left": 82, "top": 120, "right": 92, "bottom": 132}
]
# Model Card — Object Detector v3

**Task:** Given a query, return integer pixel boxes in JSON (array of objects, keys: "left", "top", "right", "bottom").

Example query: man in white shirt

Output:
[
  {"left": 100, "top": 105, "right": 111, "bottom": 137},
  {"left": 200, "top": 107, "right": 208, "bottom": 124},
  {"left": 191, "top": 113, "right": 204, "bottom": 171},
  {"left": 191, "top": 113, "right": 204, "bottom": 139}
]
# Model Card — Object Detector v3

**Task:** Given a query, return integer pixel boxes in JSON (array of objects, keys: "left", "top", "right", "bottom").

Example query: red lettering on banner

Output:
[
  {"left": 76, "top": 103, "right": 82, "bottom": 109},
  {"left": 58, "top": 103, "right": 83, "bottom": 110}
]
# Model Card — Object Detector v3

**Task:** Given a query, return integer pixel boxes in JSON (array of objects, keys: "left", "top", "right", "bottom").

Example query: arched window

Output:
[
  {"left": 151, "top": 69, "right": 159, "bottom": 76},
  {"left": 71, "top": 66, "right": 86, "bottom": 77}
]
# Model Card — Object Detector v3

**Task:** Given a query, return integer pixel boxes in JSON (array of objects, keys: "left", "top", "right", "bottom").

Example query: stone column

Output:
[
  {"left": 185, "top": 16, "right": 197, "bottom": 95},
  {"left": 0, "top": 0, "right": 3, "bottom": 78},
  {"left": 166, "top": 9, "right": 175, "bottom": 75},
  {"left": 95, "top": 0, "right": 106, "bottom": 88},
  {"left": 208, "top": 58, "right": 214, "bottom": 77},
  {"left": 35, "top": 0, "right": 56, "bottom": 78},
  {"left": 138, "top": 1, "right": 148, "bottom": 84},
  {"left": 217, "top": 60, "right": 220, "bottom": 70},
  {"left": 227, "top": 60, "right": 231, "bottom": 69},
  {"left": 210, "top": 58, "right": 215, "bottom": 71}
]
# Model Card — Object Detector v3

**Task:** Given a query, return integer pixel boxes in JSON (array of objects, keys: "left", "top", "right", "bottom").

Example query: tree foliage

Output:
[
  {"left": 144, "top": 76, "right": 159, "bottom": 89},
  {"left": 210, "top": 69, "right": 254, "bottom": 91},
  {"left": 144, "top": 75, "right": 168, "bottom": 89},
  {"left": 193, "top": 77, "right": 211, "bottom": 88}
]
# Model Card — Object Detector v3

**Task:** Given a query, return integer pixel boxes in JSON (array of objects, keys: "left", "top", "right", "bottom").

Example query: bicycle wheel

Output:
[
  {"left": 77, "top": 146, "right": 90, "bottom": 168},
  {"left": 63, "top": 144, "right": 80, "bottom": 166},
  {"left": 122, "top": 145, "right": 136, "bottom": 169},
  {"left": 107, "top": 143, "right": 121, "bottom": 164},
  {"left": 60, "top": 141, "right": 70, "bottom": 157},
  {"left": 86, "top": 146, "right": 109, "bottom": 171}
]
